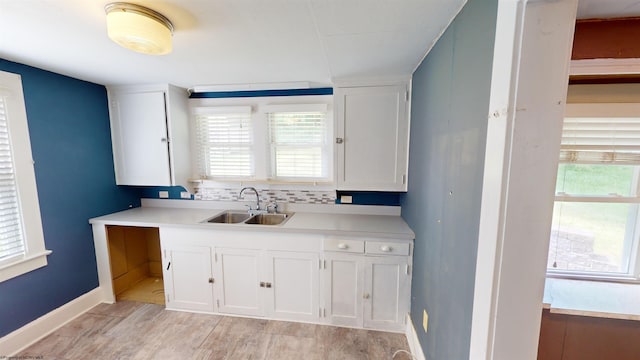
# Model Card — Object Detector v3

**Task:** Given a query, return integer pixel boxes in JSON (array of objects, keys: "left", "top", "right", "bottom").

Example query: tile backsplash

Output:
[{"left": 194, "top": 186, "right": 336, "bottom": 205}]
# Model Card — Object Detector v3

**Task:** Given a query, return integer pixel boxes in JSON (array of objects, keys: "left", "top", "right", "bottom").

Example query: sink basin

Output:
[
  {"left": 244, "top": 213, "right": 294, "bottom": 225},
  {"left": 205, "top": 211, "right": 252, "bottom": 224}
]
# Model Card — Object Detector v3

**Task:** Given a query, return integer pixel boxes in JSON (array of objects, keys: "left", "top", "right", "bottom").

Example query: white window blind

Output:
[
  {"left": 561, "top": 104, "right": 640, "bottom": 164},
  {"left": 195, "top": 107, "right": 253, "bottom": 178},
  {"left": 560, "top": 117, "right": 640, "bottom": 164},
  {"left": 0, "top": 94, "right": 25, "bottom": 265},
  {"left": 268, "top": 110, "right": 328, "bottom": 180}
]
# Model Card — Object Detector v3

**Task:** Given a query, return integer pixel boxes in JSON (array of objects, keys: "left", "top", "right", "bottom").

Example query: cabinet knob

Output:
[
  {"left": 363, "top": 293, "right": 370, "bottom": 299},
  {"left": 337, "top": 243, "right": 349, "bottom": 250},
  {"left": 380, "top": 245, "right": 392, "bottom": 252},
  {"left": 336, "top": 137, "right": 344, "bottom": 144},
  {"left": 266, "top": 282, "right": 272, "bottom": 288},
  {"left": 161, "top": 137, "right": 167, "bottom": 143},
  {"left": 208, "top": 278, "right": 214, "bottom": 284},
  {"left": 260, "top": 281, "right": 265, "bottom": 288}
]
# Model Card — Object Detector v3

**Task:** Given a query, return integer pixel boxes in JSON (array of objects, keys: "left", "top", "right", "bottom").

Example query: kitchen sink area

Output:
[
  {"left": 203, "top": 210, "right": 294, "bottom": 226},
  {"left": 245, "top": 213, "right": 292, "bottom": 225},
  {"left": 205, "top": 211, "right": 252, "bottom": 224}
]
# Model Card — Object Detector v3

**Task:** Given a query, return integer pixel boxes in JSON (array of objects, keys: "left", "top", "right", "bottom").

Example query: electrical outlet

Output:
[
  {"left": 340, "top": 195, "right": 353, "bottom": 204},
  {"left": 180, "top": 191, "right": 191, "bottom": 199},
  {"left": 159, "top": 191, "right": 169, "bottom": 198},
  {"left": 423, "top": 309, "right": 429, "bottom": 333}
]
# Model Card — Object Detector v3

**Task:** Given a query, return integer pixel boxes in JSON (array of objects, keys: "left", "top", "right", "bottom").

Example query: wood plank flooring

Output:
[{"left": 19, "top": 301, "right": 413, "bottom": 359}]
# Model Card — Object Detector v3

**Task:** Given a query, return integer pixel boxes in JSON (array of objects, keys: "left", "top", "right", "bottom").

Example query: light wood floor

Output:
[
  {"left": 19, "top": 301, "right": 413, "bottom": 359},
  {"left": 117, "top": 277, "right": 165, "bottom": 305}
]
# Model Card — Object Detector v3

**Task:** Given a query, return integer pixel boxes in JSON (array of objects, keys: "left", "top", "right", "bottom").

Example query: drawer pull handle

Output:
[
  {"left": 337, "top": 243, "right": 349, "bottom": 250},
  {"left": 380, "top": 245, "right": 392, "bottom": 252}
]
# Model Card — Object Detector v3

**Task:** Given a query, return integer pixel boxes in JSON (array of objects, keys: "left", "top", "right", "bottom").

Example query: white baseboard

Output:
[
  {"left": 406, "top": 314, "right": 426, "bottom": 360},
  {"left": 0, "top": 287, "right": 104, "bottom": 356}
]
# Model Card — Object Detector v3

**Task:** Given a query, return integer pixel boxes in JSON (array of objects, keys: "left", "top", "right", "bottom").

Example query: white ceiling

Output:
[
  {"left": 1, "top": 0, "right": 637, "bottom": 90},
  {"left": 0, "top": 0, "right": 465, "bottom": 89}
]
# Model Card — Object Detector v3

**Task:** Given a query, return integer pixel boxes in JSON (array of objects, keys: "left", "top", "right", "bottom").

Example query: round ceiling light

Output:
[{"left": 105, "top": 2, "right": 174, "bottom": 55}]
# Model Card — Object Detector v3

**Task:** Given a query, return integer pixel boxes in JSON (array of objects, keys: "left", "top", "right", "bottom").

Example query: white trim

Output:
[
  {"left": 0, "top": 70, "right": 49, "bottom": 284},
  {"left": 191, "top": 82, "right": 314, "bottom": 93},
  {"left": 555, "top": 195, "right": 640, "bottom": 203},
  {"left": 570, "top": 58, "right": 640, "bottom": 76},
  {"left": 0, "top": 288, "right": 103, "bottom": 356},
  {"left": 0, "top": 250, "right": 52, "bottom": 283},
  {"left": 470, "top": 0, "right": 578, "bottom": 359},
  {"left": 405, "top": 314, "right": 426, "bottom": 360}
]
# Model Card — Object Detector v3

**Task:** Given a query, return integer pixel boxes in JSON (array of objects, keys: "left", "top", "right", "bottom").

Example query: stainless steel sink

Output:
[
  {"left": 203, "top": 210, "right": 294, "bottom": 225},
  {"left": 244, "top": 212, "right": 293, "bottom": 225},
  {"left": 205, "top": 211, "right": 252, "bottom": 224}
]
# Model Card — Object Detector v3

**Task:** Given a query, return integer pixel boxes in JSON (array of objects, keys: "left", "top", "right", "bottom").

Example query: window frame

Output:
[
  {"left": 194, "top": 106, "right": 255, "bottom": 180},
  {"left": 190, "top": 95, "right": 334, "bottom": 186},
  {"left": 548, "top": 102, "right": 640, "bottom": 281},
  {"left": 0, "top": 70, "right": 50, "bottom": 283},
  {"left": 265, "top": 103, "right": 331, "bottom": 182}
]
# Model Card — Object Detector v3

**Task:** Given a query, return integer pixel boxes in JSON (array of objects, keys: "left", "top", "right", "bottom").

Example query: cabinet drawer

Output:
[
  {"left": 323, "top": 238, "right": 364, "bottom": 253},
  {"left": 365, "top": 242, "right": 410, "bottom": 256}
]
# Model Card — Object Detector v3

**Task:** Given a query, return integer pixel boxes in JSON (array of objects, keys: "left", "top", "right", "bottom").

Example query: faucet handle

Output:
[{"left": 266, "top": 202, "right": 278, "bottom": 214}]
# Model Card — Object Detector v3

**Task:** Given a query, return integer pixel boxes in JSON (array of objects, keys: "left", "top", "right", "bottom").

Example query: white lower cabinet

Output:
[
  {"left": 322, "top": 241, "right": 411, "bottom": 332},
  {"left": 322, "top": 253, "right": 364, "bottom": 328},
  {"left": 160, "top": 228, "right": 411, "bottom": 332},
  {"left": 363, "top": 256, "right": 411, "bottom": 331},
  {"left": 214, "top": 248, "right": 264, "bottom": 316},
  {"left": 213, "top": 248, "right": 320, "bottom": 322},
  {"left": 162, "top": 243, "right": 215, "bottom": 313},
  {"left": 264, "top": 251, "right": 320, "bottom": 322}
]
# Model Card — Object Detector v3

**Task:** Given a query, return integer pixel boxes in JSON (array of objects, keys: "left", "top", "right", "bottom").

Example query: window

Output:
[
  {"left": 267, "top": 104, "right": 330, "bottom": 181},
  {"left": 195, "top": 106, "right": 253, "bottom": 179},
  {"left": 193, "top": 98, "right": 333, "bottom": 184},
  {"left": 0, "top": 70, "right": 49, "bottom": 283},
  {"left": 548, "top": 103, "right": 640, "bottom": 278}
]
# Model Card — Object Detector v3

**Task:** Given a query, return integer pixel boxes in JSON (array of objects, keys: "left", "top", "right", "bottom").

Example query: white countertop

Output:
[
  {"left": 89, "top": 200, "right": 415, "bottom": 240},
  {"left": 543, "top": 278, "right": 640, "bottom": 321}
]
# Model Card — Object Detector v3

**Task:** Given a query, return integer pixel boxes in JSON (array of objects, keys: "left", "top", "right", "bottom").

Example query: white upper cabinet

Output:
[
  {"left": 334, "top": 80, "right": 411, "bottom": 191},
  {"left": 107, "top": 84, "right": 190, "bottom": 187}
]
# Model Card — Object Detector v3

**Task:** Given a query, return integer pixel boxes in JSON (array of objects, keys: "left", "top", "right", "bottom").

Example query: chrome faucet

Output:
[{"left": 239, "top": 187, "right": 261, "bottom": 212}]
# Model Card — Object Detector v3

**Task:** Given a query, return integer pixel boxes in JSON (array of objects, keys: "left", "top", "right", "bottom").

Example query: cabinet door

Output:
[
  {"left": 363, "top": 256, "right": 410, "bottom": 331},
  {"left": 162, "top": 244, "right": 214, "bottom": 312},
  {"left": 264, "top": 251, "right": 320, "bottom": 322},
  {"left": 335, "top": 84, "right": 409, "bottom": 191},
  {"left": 322, "top": 253, "right": 364, "bottom": 327},
  {"left": 214, "top": 248, "right": 264, "bottom": 317},
  {"left": 109, "top": 90, "right": 171, "bottom": 186}
]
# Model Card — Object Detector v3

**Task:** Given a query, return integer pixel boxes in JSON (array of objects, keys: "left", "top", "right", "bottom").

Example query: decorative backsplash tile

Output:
[{"left": 194, "top": 186, "right": 336, "bottom": 204}]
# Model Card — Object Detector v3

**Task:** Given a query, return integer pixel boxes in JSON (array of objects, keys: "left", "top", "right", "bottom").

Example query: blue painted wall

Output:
[
  {"left": 0, "top": 59, "right": 141, "bottom": 337},
  {"left": 399, "top": 0, "right": 497, "bottom": 358}
]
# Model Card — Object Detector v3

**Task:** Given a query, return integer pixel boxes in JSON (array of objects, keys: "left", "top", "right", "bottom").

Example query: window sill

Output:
[
  {"left": 0, "top": 250, "right": 52, "bottom": 283},
  {"left": 543, "top": 277, "right": 640, "bottom": 321}
]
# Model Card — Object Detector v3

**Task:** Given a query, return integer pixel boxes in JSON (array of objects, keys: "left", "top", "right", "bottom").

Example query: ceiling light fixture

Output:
[{"left": 105, "top": 2, "right": 174, "bottom": 55}]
